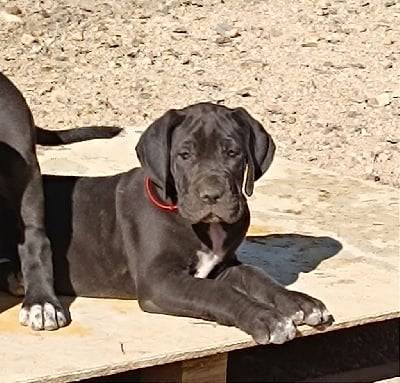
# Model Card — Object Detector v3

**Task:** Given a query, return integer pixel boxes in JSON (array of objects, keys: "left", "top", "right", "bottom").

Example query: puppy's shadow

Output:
[
  {"left": 238, "top": 234, "right": 342, "bottom": 286},
  {"left": 0, "top": 292, "right": 21, "bottom": 315}
]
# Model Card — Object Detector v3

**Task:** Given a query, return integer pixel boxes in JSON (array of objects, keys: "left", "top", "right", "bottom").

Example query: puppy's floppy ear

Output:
[
  {"left": 135, "top": 109, "right": 185, "bottom": 199},
  {"left": 231, "top": 107, "right": 276, "bottom": 196}
]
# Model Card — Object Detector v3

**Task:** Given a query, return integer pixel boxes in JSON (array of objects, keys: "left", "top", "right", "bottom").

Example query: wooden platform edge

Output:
[
  {"left": 140, "top": 353, "right": 228, "bottom": 383},
  {"left": 23, "top": 310, "right": 400, "bottom": 383}
]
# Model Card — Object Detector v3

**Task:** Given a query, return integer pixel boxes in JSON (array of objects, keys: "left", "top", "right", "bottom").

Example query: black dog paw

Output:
[
  {"left": 240, "top": 306, "right": 297, "bottom": 345},
  {"left": 19, "top": 297, "right": 70, "bottom": 331},
  {"left": 274, "top": 290, "right": 334, "bottom": 328}
]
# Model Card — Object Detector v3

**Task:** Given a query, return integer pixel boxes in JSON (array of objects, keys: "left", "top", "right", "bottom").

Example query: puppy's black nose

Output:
[{"left": 199, "top": 186, "right": 224, "bottom": 205}]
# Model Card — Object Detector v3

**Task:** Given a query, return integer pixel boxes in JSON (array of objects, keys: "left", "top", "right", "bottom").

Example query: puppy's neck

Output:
[
  {"left": 192, "top": 217, "right": 248, "bottom": 256},
  {"left": 193, "top": 223, "right": 226, "bottom": 278},
  {"left": 145, "top": 177, "right": 177, "bottom": 209},
  {"left": 191, "top": 212, "right": 249, "bottom": 278},
  {"left": 193, "top": 222, "right": 224, "bottom": 254}
]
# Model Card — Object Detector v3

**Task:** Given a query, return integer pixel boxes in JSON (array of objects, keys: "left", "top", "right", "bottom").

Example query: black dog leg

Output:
[
  {"left": 216, "top": 264, "right": 334, "bottom": 327},
  {"left": 17, "top": 171, "right": 69, "bottom": 330}
]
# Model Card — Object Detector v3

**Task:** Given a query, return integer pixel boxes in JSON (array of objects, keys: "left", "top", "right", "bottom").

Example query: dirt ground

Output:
[{"left": 0, "top": 0, "right": 399, "bottom": 187}]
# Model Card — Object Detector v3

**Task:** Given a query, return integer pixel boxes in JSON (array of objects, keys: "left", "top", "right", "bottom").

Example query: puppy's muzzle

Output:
[
  {"left": 187, "top": 174, "right": 242, "bottom": 223},
  {"left": 196, "top": 175, "right": 226, "bottom": 206}
]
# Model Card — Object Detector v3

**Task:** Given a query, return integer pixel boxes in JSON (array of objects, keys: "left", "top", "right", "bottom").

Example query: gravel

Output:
[{"left": 1, "top": 0, "right": 399, "bottom": 187}]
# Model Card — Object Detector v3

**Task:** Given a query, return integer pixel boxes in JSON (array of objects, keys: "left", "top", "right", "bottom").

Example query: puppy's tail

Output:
[{"left": 36, "top": 126, "right": 122, "bottom": 146}]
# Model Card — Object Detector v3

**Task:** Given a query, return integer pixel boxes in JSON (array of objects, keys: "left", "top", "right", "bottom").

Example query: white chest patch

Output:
[{"left": 194, "top": 250, "right": 222, "bottom": 278}]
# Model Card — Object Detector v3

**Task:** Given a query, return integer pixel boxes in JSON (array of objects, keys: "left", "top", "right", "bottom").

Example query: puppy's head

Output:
[{"left": 135, "top": 103, "right": 275, "bottom": 224}]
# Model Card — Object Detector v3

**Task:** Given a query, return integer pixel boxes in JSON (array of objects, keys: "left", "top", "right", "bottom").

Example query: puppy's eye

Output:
[
  {"left": 227, "top": 149, "right": 239, "bottom": 158},
  {"left": 178, "top": 151, "right": 191, "bottom": 160}
]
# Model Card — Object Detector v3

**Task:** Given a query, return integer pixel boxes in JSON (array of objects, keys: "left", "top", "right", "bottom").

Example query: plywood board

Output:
[{"left": 0, "top": 129, "right": 398, "bottom": 382}]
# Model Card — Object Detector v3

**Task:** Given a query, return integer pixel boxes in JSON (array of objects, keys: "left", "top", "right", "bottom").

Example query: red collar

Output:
[{"left": 145, "top": 177, "right": 178, "bottom": 212}]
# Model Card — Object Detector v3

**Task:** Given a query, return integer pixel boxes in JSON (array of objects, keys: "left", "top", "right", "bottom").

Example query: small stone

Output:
[
  {"left": 383, "top": 36, "right": 394, "bottom": 45},
  {"left": 385, "top": 0, "right": 396, "bottom": 6},
  {"left": 131, "top": 37, "right": 144, "bottom": 47},
  {"left": 301, "top": 42, "right": 318, "bottom": 47},
  {"left": 383, "top": 61, "right": 393, "bottom": 69},
  {"left": 37, "top": 83, "right": 54, "bottom": 96},
  {"left": 216, "top": 23, "right": 239, "bottom": 38},
  {"left": 350, "top": 62, "right": 366, "bottom": 69},
  {"left": 285, "top": 115, "right": 297, "bottom": 124},
  {"left": 138, "top": 13, "right": 151, "bottom": 19},
  {"left": 317, "top": 0, "right": 330, "bottom": 8},
  {"left": 225, "top": 28, "right": 240, "bottom": 38},
  {"left": 5, "top": 5, "right": 22, "bottom": 15},
  {"left": 351, "top": 96, "right": 366, "bottom": 103},
  {"left": 126, "top": 49, "right": 139, "bottom": 58},
  {"left": 40, "top": 9, "right": 50, "bottom": 18},
  {"left": 215, "top": 36, "right": 231, "bottom": 45},
  {"left": 236, "top": 87, "right": 252, "bottom": 97},
  {"left": 31, "top": 44, "right": 42, "bottom": 54},
  {"left": 323, "top": 61, "right": 335, "bottom": 67},
  {"left": 355, "top": 25, "right": 367, "bottom": 33},
  {"left": 328, "top": 7, "right": 338, "bottom": 14},
  {"left": 316, "top": 8, "right": 330, "bottom": 16},
  {"left": 142, "top": 56, "right": 153, "bottom": 66},
  {"left": 301, "top": 38, "right": 319, "bottom": 47},
  {"left": 54, "top": 55, "right": 68, "bottom": 61},
  {"left": 386, "top": 137, "right": 399, "bottom": 144},
  {"left": 269, "top": 117, "right": 279, "bottom": 123},
  {"left": 0, "top": 10, "right": 23, "bottom": 23},
  {"left": 270, "top": 28, "right": 282, "bottom": 37},
  {"left": 20, "top": 33, "right": 37, "bottom": 45},
  {"left": 264, "top": 102, "right": 283, "bottom": 114},
  {"left": 81, "top": 3, "right": 96, "bottom": 12},
  {"left": 193, "top": 67, "right": 205, "bottom": 75},
  {"left": 181, "top": 57, "right": 190, "bottom": 64},
  {"left": 368, "top": 93, "right": 391, "bottom": 107},
  {"left": 41, "top": 65, "right": 53, "bottom": 72},
  {"left": 106, "top": 37, "right": 120, "bottom": 48},
  {"left": 326, "top": 36, "right": 340, "bottom": 44},
  {"left": 366, "top": 174, "right": 381, "bottom": 182},
  {"left": 172, "top": 26, "right": 187, "bottom": 34},
  {"left": 347, "top": 111, "right": 360, "bottom": 118},
  {"left": 71, "top": 31, "right": 84, "bottom": 41},
  {"left": 140, "top": 93, "right": 151, "bottom": 100},
  {"left": 323, "top": 123, "right": 342, "bottom": 134}
]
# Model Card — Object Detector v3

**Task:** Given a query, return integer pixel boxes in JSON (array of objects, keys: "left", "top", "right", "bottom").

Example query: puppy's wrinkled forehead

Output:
[{"left": 171, "top": 111, "right": 244, "bottom": 149}]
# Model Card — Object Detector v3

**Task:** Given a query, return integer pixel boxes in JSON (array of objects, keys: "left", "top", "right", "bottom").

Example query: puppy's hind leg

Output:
[{"left": 0, "top": 259, "right": 24, "bottom": 296}]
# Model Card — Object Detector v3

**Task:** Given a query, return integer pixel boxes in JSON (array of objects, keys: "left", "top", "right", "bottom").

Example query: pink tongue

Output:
[{"left": 209, "top": 223, "right": 226, "bottom": 255}]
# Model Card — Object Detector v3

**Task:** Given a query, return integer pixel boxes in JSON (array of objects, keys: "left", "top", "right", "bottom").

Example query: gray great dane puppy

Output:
[
  {"left": 0, "top": 72, "right": 121, "bottom": 330},
  {"left": 2, "top": 103, "right": 333, "bottom": 343}
]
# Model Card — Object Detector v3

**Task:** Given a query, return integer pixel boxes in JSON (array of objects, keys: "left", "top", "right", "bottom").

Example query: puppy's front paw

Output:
[
  {"left": 274, "top": 290, "right": 334, "bottom": 328},
  {"left": 240, "top": 306, "right": 297, "bottom": 345},
  {"left": 19, "top": 298, "right": 69, "bottom": 331}
]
